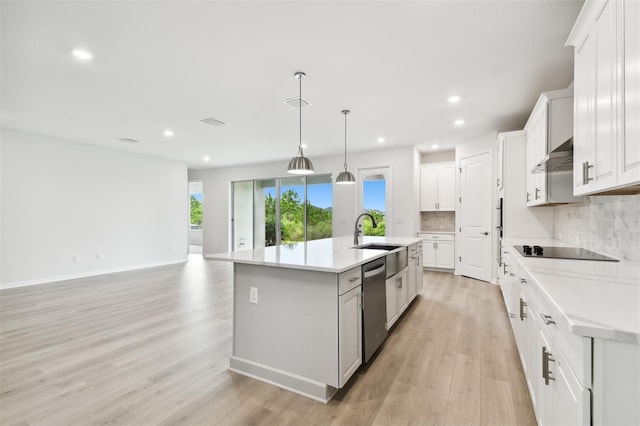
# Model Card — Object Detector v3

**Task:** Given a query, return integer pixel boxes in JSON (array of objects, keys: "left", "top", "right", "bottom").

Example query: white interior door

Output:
[{"left": 459, "top": 152, "right": 492, "bottom": 282}]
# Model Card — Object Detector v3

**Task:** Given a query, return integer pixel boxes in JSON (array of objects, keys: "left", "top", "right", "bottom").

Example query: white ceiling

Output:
[{"left": 1, "top": 1, "right": 583, "bottom": 170}]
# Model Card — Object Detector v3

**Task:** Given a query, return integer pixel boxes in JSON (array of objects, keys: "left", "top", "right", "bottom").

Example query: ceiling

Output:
[{"left": 1, "top": 1, "right": 583, "bottom": 170}]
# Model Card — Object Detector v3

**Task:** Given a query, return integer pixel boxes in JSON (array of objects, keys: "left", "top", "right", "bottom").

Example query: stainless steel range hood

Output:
[{"left": 532, "top": 137, "right": 573, "bottom": 173}]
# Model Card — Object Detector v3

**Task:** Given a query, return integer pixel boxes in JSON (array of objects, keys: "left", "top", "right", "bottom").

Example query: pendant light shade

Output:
[
  {"left": 287, "top": 71, "right": 314, "bottom": 175},
  {"left": 336, "top": 109, "right": 356, "bottom": 184}
]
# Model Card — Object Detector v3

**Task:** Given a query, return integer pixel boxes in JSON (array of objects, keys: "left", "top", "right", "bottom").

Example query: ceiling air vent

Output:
[
  {"left": 283, "top": 96, "right": 311, "bottom": 109},
  {"left": 201, "top": 117, "right": 226, "bottom": 127},
  {"left": 118, "top": 138, "right": 139, "bottom": 143}
]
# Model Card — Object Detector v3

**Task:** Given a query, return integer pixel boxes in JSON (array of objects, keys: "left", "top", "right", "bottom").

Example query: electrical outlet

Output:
[
  {"left": 96, "top": 252, "right": 103, "bottom": 260},
  {"left": 72, "top": 255, "right": 79, "bottom": 263},
  {"left": 249, "top": 287, "right": 258, "bottom": 304}
]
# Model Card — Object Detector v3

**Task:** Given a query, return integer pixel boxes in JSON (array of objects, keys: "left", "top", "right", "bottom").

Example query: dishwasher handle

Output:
[{"left": 363, "top": 265, "right": 385, "bottom": 279}]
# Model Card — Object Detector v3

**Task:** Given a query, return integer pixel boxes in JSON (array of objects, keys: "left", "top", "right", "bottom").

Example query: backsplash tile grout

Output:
[
  {"left": 420, "top": 211, "right": 455, "bottom": 232},
  {"left": 553, "top": 194, "right": 640, "bottom": 263}
]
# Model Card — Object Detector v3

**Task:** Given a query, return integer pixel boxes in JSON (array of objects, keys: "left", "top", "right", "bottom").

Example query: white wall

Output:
[
  {"left": 188, "top": 145, "right": 418, "bottom": 255},
  {"left": 0, "top": 128, "right": 188, "bottom": 288}
]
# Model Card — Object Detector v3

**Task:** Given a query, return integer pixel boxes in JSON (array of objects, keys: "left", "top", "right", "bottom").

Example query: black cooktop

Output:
[{"left": 514, "top": 245, "right": 619, "bottom": 262}]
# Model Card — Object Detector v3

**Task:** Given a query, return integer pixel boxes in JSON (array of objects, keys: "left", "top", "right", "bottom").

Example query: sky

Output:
[{"left": 260, "top": 179, "right": 386, "bottom": 212}]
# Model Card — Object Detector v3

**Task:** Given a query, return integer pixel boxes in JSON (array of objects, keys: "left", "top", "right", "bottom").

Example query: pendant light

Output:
[
  {"left": 287, "top": 71, "right": 314, "bottom": 175},
  {"left": 336, "top": 109, "right": 356, "bottom": 184}
]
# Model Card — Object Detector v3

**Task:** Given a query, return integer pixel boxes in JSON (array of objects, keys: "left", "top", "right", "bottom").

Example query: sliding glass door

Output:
[{"left": 232, "top": 174, "right": 332, "bottom": 250}]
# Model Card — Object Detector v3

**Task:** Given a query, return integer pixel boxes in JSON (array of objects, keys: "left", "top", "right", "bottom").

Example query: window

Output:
[
  {"left": 232, "top": 174, "right": 333, "bottom": 250},
  {"left": 358, "top": 167, "right": 390, "bottom": 236}
]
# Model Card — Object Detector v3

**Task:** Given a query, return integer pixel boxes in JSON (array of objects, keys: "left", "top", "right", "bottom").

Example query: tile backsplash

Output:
[
  {"left": 553, "top": 194, "right": 640, "bottom": 263},
  {"left": 420, "top": 211, "right": 455, "bottom": 232}
]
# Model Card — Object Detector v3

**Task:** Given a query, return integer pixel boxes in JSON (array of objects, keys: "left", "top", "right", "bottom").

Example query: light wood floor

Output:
[{"left": 1, "top": 257, "right": 536, "bottom": 425}]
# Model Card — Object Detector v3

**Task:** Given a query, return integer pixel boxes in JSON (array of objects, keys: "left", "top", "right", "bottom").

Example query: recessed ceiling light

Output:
[
  {"left": 163, "top": 129, "right": 174, "bottom": 137},
  {"left": 448, "top": 95, "right": 461, "bottom": 103},
  {"left": 203, "top": 155, "right": 211, "bottom": 163},
  {"left": 71, "top": 48, "right": 94, "bottom": 61},
  {"left": 377, "top": 137, "right": 385, "bottom": 143},
  {"left": 454, "top": 119, "right": 465, "bottom": 126},
  {"left": 432, "top": 144, "right": 439, "bottom": 149}
]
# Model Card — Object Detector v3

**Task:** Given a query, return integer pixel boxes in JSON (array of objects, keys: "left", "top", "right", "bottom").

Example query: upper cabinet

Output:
[
  {"left": 420, "top": 162, "right": 455, "bottom": 211},
  {"left": 524, "top": 89, "right": 582, "bottom": 206},
  {"left": 566, "top": 0, "right": 640, "bottom": 195}
]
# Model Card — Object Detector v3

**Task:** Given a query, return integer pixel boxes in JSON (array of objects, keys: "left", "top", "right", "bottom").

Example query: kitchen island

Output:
[{"left": 208, "top": 236, "right": 423, "bottom": 402}]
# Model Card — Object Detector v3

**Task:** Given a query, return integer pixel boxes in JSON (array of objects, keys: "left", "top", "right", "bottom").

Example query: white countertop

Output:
[
  {"left": 503, "top": 238, "right": 640, "bottom": 343},
  {"left": 208, "top": 236, "right": 422, "bottom": 273},
  {"left": 417, "top": 231, "right": 455, "bottom": 234}
]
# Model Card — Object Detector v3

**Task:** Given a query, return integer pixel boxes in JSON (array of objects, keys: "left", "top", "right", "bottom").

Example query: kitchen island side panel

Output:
[{"left": 233, "top": 263, "right": 339, "bottom": 387}]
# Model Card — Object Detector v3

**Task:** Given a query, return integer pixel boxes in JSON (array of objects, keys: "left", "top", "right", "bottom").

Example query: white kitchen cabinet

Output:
[
  {"left": 338, "top": 284, "right": 362, "bottom": 387},
  {"left": 407, "top": 242, "right": 424, "bottom": 299},
  {"left": 385, "top": 268, "right": 408, "bottom": 330},
  {"left": 524, "top": 88, "right": 578, "bottom": 206},
  {"left": 419, "top": 233, "right": 454, "bottom": 270},
  {"left": 619, "top": 0, "right": 640, "bottom": 186},
  {"left": 497, "top": 134, "right": 505, "bottom": 193},
  {"left": 567, "top": 0, "right": 640, "bottom": 195},
  {"left": 420, "top": 162, "right": 455, "bottom": 211}
]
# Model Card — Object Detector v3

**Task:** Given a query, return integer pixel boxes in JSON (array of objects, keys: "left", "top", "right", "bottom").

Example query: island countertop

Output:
[{"left": 207, "top": 235, "right": 422, "bottom": 273}]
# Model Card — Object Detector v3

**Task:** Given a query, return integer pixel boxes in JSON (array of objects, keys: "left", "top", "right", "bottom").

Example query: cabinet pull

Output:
[
  {"left": 540, "top": 313, "right": 555, "bottom": 325},
  {"left": 582, "top": 161, "right": 594, "bottom": 185},
  {"left": 526, "top": 192, "right": 531, "bottom": 202},
  {"left": 434, "top": 242, "right": 438, "bottom": 249},
  {"left": 520, "top": 278, "right": 527, "bottom": 284},
  {"left": 509, "top": 313, "right": 516, "bottom": 319},
  {"left": 397, "top": 278, "right": 402, "bottom": 289},
  {"left": 535, "top": 187, "right": 540, "bottom": 200},
  {"left": 348, "top": 276, "right": 359, "bottom": 283},
  {"left": 519, "top": 298, "right": 527, "bottom": 321},
  {"left": 497, "top": 178, "right": 501, "bottom": 187},
  {"left": 542, "top": 346, "right": 555, "bottom": 385}
]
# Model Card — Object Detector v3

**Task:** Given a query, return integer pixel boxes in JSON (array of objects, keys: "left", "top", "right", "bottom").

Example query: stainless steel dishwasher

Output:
[{"left": 361, "top": 257, "right": 387, "bottom": 363}]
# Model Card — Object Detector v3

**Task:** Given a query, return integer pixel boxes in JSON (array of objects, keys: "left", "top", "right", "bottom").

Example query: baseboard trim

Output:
[
  {"left": 0, "top": 259, "right": 188, "bottom": 290},
  {"left": 229, "top": 356, "right": 336, "bottom": 404}
]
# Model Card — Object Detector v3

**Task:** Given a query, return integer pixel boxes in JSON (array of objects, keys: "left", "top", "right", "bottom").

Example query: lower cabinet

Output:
[
  {"left": 385, "top": 268, "right": 407, "bottom": 330},
  {"left": 419, "top": 233, "right": 455, "bottom": 269},
  {"left": 338, "top": 270, "right": 363, "bottom": 387}
]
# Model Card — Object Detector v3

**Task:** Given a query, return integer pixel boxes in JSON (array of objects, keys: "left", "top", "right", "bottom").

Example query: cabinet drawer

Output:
[
  {"left": 339, "top": 267, "right": 362, "bottom": 295},
  {"left": 418, "top": 233, "right": 454, "bottom": 242},
  {"left": 535, "top": 290, "right": 592, "bottom": 388},
  {"left": 408, "top": 242, "right": 423, "bottom": 256}
]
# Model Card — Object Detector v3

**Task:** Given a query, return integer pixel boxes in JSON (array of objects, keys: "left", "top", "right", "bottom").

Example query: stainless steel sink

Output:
[{"left": 353, "top": 243, "right": 403, "bottom": 251}]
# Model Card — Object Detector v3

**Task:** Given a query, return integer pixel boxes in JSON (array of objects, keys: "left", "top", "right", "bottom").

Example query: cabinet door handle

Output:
[
  {"left": 540, "top": 313, "right": 555, "bottom": 325},
  {"left": 434, "top": 242, "right": 438, "bottom": 249},
  {"left": 526, "top": 192, "right": 531, "bottom": 202},
  {"left": 535, "top": 187, "right": 540, "bottom": 200},
  {"left": 585, "top": 161, "right": 593, "bottom": 184},
  {"left": 542, "top": 346, "right": 555, "bottom": 385},
  {"left": 348, "top": 276, "right": 359, "bottom": 283},
  {"left": 520, "top": 278, "right": 527, "bottom": 284},
  {"left": 519, "top": 298, "right": 527, "bottom": 321},
  {"left": 497, "top": 178, "right": 501, "bottom": 187}
]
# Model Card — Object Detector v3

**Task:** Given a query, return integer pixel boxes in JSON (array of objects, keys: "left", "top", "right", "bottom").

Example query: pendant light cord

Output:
[
  {"left": 299, "top": 74, "right": 303, "bottom": 155},
  {"left": 343, "top": 112, "right": 348, "bottom": 170}
]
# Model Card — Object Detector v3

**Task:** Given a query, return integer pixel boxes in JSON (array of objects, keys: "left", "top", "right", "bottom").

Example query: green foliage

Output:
[
  {"left": 263, "top": 189, "right": 332, "bottom": 245},
  {"left": 363, "top": 210, "right": 386, "bottom": 236},
  {"left": 190, "top": 195, "right": 202, "bottom": 226}
]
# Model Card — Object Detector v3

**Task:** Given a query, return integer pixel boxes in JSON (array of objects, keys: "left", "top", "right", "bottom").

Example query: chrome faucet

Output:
[{"left": 354, "top": 212, "right": 378, "bottom": 245}]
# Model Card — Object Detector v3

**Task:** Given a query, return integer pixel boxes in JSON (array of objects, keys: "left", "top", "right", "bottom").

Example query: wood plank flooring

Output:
[{"left": 1, "top": 257, "right": 536, "bottom": 425}]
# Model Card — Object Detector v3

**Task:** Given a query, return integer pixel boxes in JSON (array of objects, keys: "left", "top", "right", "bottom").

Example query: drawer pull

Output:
[
  {"left": 540, "top": 313, "right": 556, "bottom": 325},
  {"left": 348, "top": 276, "right": 359, "bottom": 283},
  {"left": 520, "top": 278, "right": 527, "bottom": 284},
  {"left": 519, "top": 298, "right": 527, "bottom": 321},
  {"left": 542, "top": 346, "right": 556, "bottom": 385}
]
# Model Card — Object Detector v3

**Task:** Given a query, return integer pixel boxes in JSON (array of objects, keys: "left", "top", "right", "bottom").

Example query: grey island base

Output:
[{"left": 209, "top": 236, "right": 424, "bottom": 402}]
